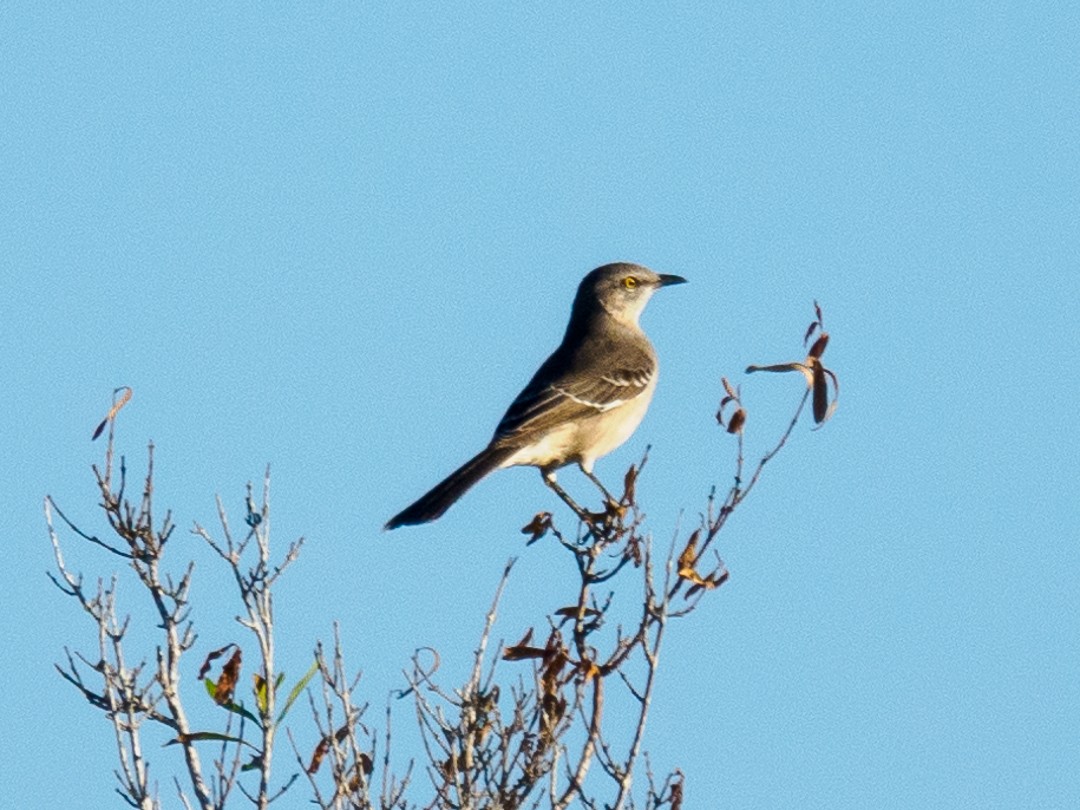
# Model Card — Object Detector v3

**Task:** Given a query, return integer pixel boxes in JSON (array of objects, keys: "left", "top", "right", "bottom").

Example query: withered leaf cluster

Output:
[{"left": 746, "top": 301, "right": 839, "bottom": 426}]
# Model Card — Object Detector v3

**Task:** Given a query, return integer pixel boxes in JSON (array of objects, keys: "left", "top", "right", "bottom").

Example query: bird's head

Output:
[{"left": 575, "top": 263, "right": 687, "bottom": 327}]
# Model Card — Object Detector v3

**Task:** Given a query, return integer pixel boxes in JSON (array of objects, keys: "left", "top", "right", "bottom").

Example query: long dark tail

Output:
[{"left": 384, "top": 445, "right": 514, "bottom": 529}]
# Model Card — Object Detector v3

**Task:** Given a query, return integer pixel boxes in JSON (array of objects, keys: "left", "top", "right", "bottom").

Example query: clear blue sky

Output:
[{"left": 3, "top": 4, "right": 1078, "bottom": 808}]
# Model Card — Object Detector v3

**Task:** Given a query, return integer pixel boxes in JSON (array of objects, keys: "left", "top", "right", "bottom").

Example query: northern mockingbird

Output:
[{"left": 385, "top": 263, "right": 686, "bottom": 529}]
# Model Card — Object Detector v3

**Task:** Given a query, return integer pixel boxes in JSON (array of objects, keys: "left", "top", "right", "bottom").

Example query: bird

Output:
[{"left": 385, "top": 262, "right": 686, "bottom": 529}]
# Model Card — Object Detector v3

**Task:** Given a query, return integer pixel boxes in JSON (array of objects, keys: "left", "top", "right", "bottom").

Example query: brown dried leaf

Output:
[
  {"left": 541, "top": 648, "right": 569, "bottom": 688},
  {"left": 685, "top": 568, "right": 726, "bottom": 596},
  {"left": 343, "top": 754, "right": 375, "bottom": 791},
  {"left": 807, "top": 331, "right": 829, "bottom": 360},
  {"left": 602, "top": 498, "right": 627, "bottom": 520},
  {"left": 540, "top": 691, "right": 567, "bottom": 734},
  {"left": 503, "top": 643, "right": 548, "bottom": 662},
  {"left": 623, "top": 464, "right": 639, "bottom": 505},
  {"left": 811, "top": 359, "right": 829, "bottom": 423},
  {"left": 624, "top": 531, "right": 644, "bottom": 567},
  {"left": 812, "top": 365, "right": 840, "bottom": 428},
  {"left": 214, "top": 649, "right": 242, "bottom": 706},
  {"left": 92, "top": 387, "right": 133, "bottom": 440},
  {"left": 508, "top": 627, "right": 532, "bottom": 649},
  {"left": 521, "top": 512, "right": 552, "bottom": 544},
  {"left": 677, "top": 530, "right": 700, "bottom": 576},
  {"left": 671, "top": 770, "right": 684, "bottom": 810},
  {"left": 307, "top": 737, "right": 330, "bottom": 774},
  {"left": 358, "top": 751, "right": 374, "bottom": 775},
  {"left": 554, "top": 605, "right": 600, "bottom": 618},
  {"left": 717, "top": 380, "right": 742, "bottom": 427},
  {"left": 726, "top": 408, "right": 746, "bottom": 435},
  {"left": 198, "top": 644, "right": 236, "bottom": 680},
  {"left": 307, "top": 725, "right": 352, "bottom": 774},
  {"left": 578, "top": 659, "right": 601, "bottom": 682},
  {"left": 440, "top": 756, "right": 457, "bottom": 779}
]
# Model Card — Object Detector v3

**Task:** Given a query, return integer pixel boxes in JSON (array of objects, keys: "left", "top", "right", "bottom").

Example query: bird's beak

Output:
[{"left": 657, "top": 274, "right": 688, "bottom": 287}]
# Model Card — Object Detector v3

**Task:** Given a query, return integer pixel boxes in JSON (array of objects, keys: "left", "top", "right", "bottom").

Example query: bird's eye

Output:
[{"left": 623, "top": 276, "right": 638, "bottom": 290}]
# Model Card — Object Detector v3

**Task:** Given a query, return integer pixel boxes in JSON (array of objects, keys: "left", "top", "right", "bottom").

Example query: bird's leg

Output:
[
  {"left": 581, "top": 466, "right": 618, "bottom": 508},
  {"left": 541, "top": 469, "right": 592, "bottom": 524}
]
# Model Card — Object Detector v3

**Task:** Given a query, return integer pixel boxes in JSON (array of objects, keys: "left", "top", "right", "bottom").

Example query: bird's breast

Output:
[{"left": 500, "top": 376, "right": 656, "bottom": 474}]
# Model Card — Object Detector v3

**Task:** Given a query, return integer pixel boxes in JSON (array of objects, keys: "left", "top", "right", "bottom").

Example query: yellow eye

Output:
[{"left": 623, "top": 276, "right": 638, "bottom": 290}]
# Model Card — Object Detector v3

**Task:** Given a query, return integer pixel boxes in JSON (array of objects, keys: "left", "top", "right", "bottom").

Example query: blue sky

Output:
[{"left": 3, "top": 3, "right": 1078, "bottom": 808}]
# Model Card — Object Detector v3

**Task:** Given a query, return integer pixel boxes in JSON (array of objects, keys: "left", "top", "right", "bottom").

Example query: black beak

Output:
[{"left": 657, "top": 274, "right": 688, "bottom": 287}]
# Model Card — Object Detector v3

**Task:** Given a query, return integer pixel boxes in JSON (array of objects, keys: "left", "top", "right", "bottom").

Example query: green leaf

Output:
[
  {"left": 223, "top": 699, "right": 261, "bottom": 726},
  {"left": 276, "top": 660, "right": 319, "bottom": 724},
  {"left": 206, "top": 677, "right": 260, "bottom": 726}
]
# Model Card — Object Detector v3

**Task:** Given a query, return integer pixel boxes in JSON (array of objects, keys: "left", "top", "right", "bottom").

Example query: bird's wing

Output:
[{"left": 493, "top": 362, "right": 654, "bottom": 440}]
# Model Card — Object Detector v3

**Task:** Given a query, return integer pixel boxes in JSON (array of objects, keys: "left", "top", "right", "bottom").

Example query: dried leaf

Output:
[
  {"left": 680, "top": 535, "right": 728, "bottom": 593},
  {"left": 623, "top": 463, "right": 639, "bottom": 505},
  {"left": 722, "top": 376, "right": 737, "bottom": 399},
  {"left": 92, "top": 386, "right": 132, "bottom": 440},
  {"left": 811, "top": 359, "right": 828, "bottom": 423},
  {"left": 671, "top": 770, "right": 684, "bottom": 810},
  {"left": 358, "top": 751, "right": 374, "bottom": 776},
  {"left": 503, "top": 644, "right": 549, "bottom": 661},
  {"left": 307, "top": 724, "right": 351, "bottom": 774},
  {"left": 511, "top": 627, "right": 533, "bottom": 647},
  {"left": 726, "top": 408, "right": 746, "bottom": 435},
  {"left": 807, "top": 331, "right": 829, "bottom": 360},
  {"left": 554, "top": 606, "right": 601, "bottom": 618},
  {"left": 540, "top": 647, "right": 569, "bottom": 687},
  {"left": 343, "top": 755, "right": 375, "bottom": 793},
  {"left": 198, "top": 644, "right": 236, "bottom": 680},
  {"left": 603, "top": 497, "right": 626, "bottom": 518},
  {"left": 687, "top": 564, "right": 729, "bottom": 595},
  {"left": 578, "top": 659, "right": 601, "bottom": 682},
  {"left": 307, "top": 739, "right": 329, "bottom": 774},
  {"left": 747, "top": 301, "right": 837, "bottom": 428},
  {"left": 812, "top": 365, "right": 840, "bottom": 428},
  {"left": 677, "top": 530, "right": 700, "bottom": 577},
  {"left": 521, "top": 512, "right": 552, "bottom": 544},
  {"left": 503, "top": 628, "right": 544, "bottom": 661},
  {"left": 214, "top": 649, "right": 242, "bottom": 706}
]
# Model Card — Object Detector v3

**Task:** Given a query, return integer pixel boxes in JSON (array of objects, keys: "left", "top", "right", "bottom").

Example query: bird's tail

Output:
[{"left": 384, "top": 445, "right": 514, "bottom": 530}]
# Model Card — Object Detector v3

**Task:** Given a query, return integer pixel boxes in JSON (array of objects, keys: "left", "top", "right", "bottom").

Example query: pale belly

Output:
[{"left": 500, "top": 384, "right": 655, "bottom": 474}]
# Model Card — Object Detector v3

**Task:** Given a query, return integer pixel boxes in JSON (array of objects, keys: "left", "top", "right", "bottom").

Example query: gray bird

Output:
[{"left": 385, "top": 263, "right": 686, "bottom": 529}]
